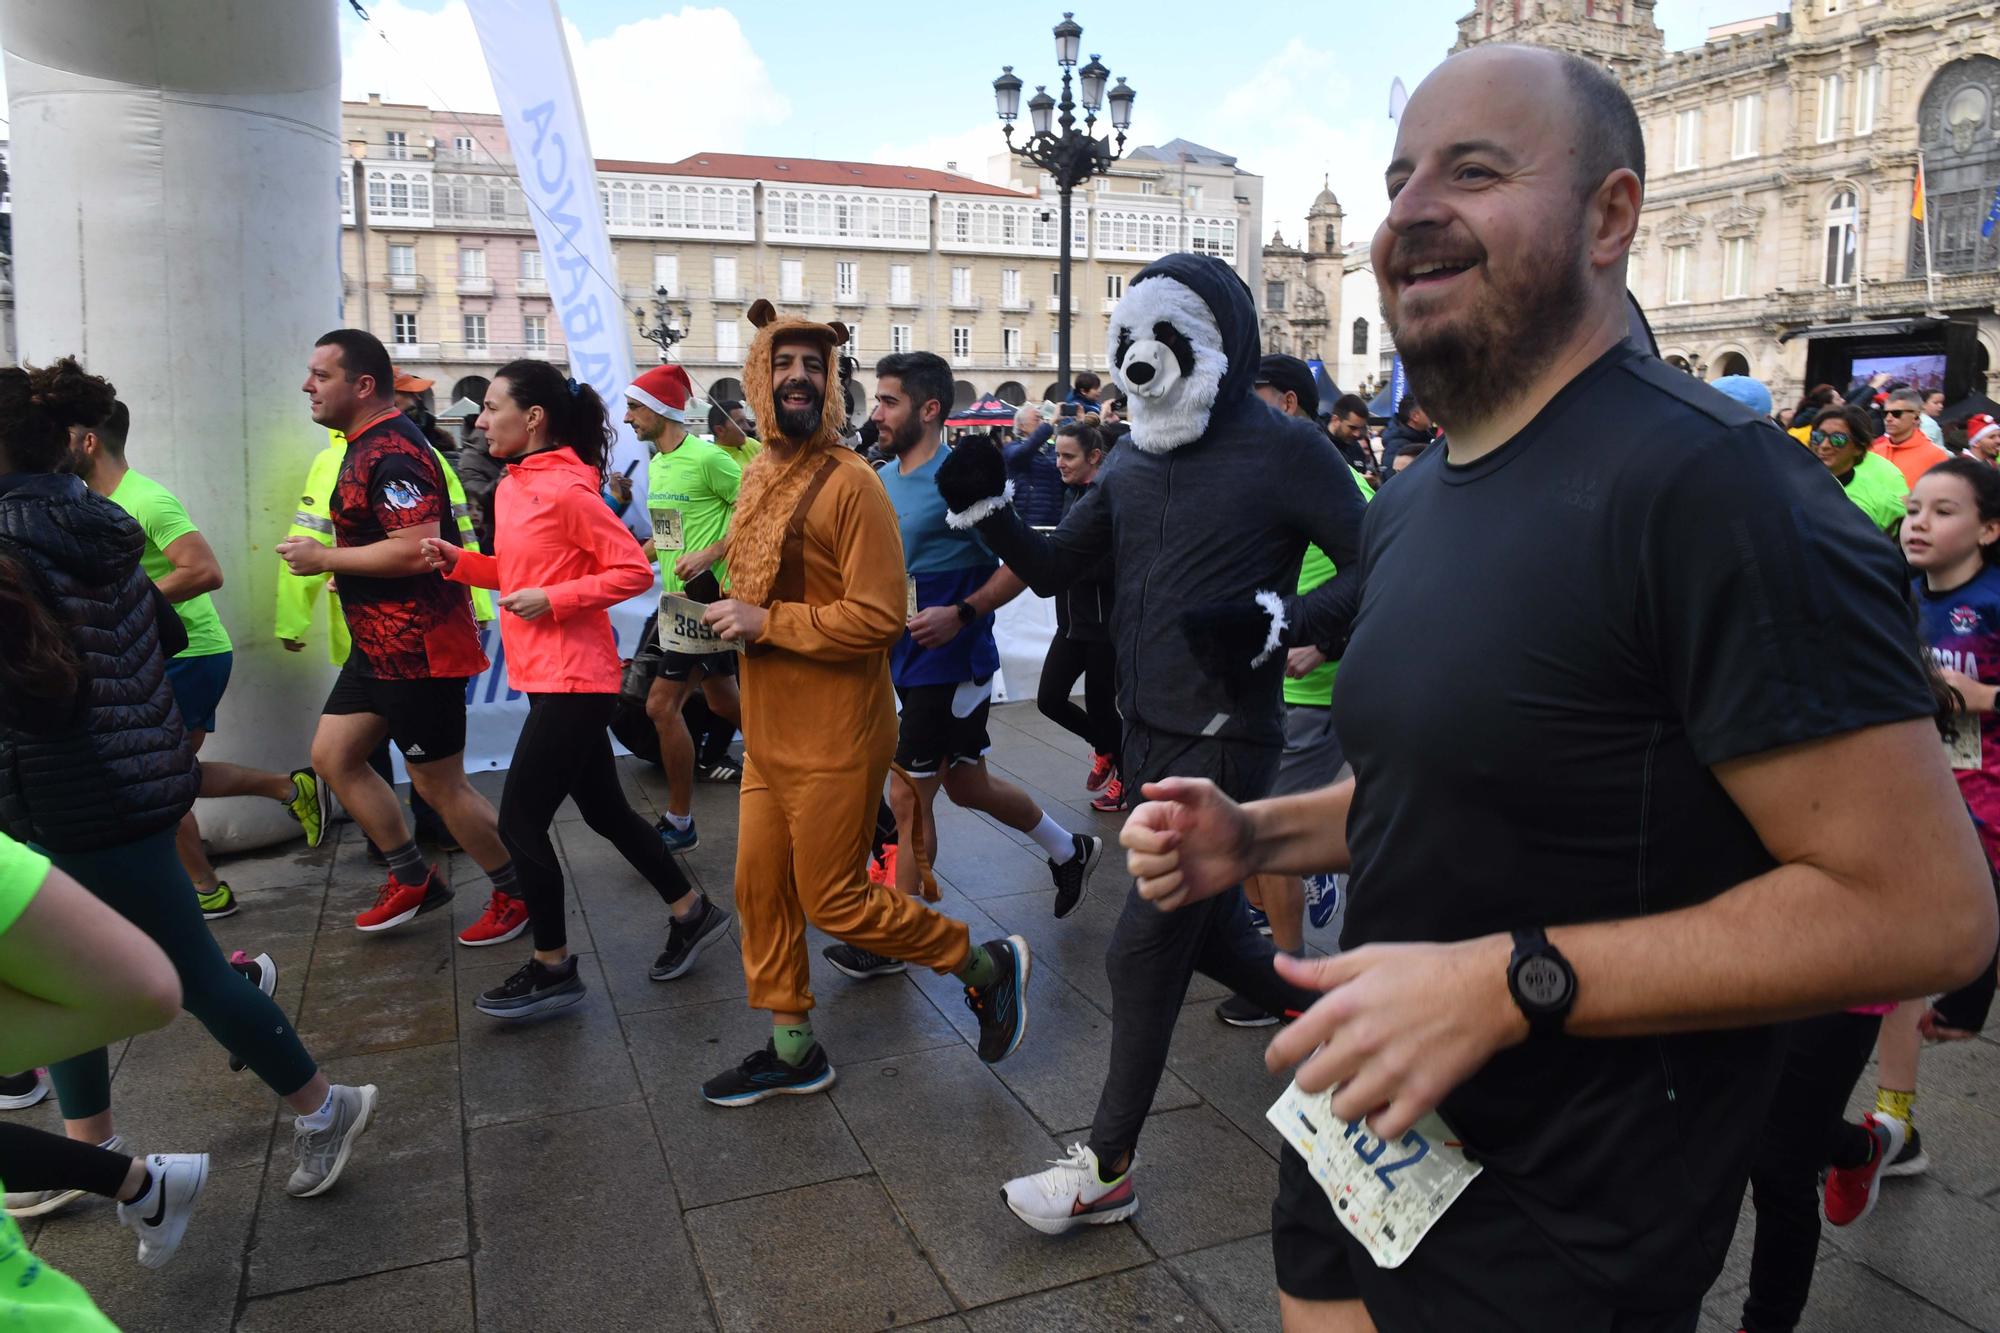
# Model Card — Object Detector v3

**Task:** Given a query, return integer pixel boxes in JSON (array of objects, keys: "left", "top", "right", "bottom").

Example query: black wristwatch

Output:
[
  {"left": 1507, "top": 929, "right": 1577, "bottom": 1040},
  {"left": 953, "top": 599, "right": 976, "bottom": 624}
]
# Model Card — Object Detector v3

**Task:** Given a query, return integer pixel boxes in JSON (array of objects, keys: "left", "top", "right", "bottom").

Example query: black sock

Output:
[
  {"left": 490, "top": 861, "right": 519, "bottom": 899},
  {"left": 125, "top": 1166, "right": 155, "bottom": 1206},
  {"left": 383, "top": 840, "right": 429, "bottom": 885}
]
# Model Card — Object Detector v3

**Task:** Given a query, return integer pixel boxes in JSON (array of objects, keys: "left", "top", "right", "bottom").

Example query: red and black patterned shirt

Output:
[{"left": 331, "top": 412, "right": 488, "bottom": 680}]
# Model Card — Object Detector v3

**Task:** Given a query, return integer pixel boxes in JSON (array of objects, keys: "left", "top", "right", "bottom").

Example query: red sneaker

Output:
[
  {"left": 458, "top": 891, "right": 529, "bottom": 947},
  {"left": 354, "top": 869, "right": 452, "bottom": 933},
  {"left": 1084, "top": 752, "right": 1114, "bottom": 793},
  {"left": 1824, "top": 1112, "right": 1905, "bottom": 1226},
  {"left": 1091, "top": 776, "right": 1126, "bottom": 813}
]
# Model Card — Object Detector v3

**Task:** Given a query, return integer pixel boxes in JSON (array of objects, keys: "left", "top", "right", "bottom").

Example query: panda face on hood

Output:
[{"left": 1108, "top": 252, "right": 1260, "bottom": 454}]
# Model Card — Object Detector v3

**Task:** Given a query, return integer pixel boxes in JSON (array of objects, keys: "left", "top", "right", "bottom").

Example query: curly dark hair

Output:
[{"left": 0, "top": 356, "right": 118, "bottom": 474}]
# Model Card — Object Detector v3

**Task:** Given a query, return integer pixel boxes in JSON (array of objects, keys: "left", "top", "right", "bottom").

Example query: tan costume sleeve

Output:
[{"left": 759, "top": 463, "right": 906, "bottom": 660}]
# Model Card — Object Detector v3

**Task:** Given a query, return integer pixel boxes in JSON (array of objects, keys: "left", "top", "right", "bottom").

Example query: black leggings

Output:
[
  {"left": 1037, "top": 635, "right": 1120, "bottom": 763},
  {"left": 1740, "top": 1010, "right": 1884, "bottom": 1333},
  {"left": 498, "top": 693, "right": 692, "bottom": 952},
  {"left": 0, "top": 1122, "right": 130, "bottom": 1197}
]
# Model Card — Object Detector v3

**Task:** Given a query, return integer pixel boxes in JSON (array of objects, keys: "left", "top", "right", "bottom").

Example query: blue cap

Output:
[{"left": 1711, "top": 375, "right": 1772, "bottom": 417}]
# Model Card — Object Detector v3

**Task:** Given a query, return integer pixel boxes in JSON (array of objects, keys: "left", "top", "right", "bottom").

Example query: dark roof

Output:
[{"left": 1128, "top": 138, "right": 1238, "bottom": 167}]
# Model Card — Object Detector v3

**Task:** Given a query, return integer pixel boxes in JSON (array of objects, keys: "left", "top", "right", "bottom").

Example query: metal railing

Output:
[
  {"left": 384, "top": 272, "right": 426, "bottom": 294},
  {"left": 456, "top": 275, "right": 494, "bottom": 296}
]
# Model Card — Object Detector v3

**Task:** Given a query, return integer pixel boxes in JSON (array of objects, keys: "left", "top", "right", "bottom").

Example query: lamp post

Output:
[
  {"left": 994, "top": 12, "right": 1134, "bottom": 396},
  {"left": 632, "top": 286, "right": 693, "bottom": 361}
]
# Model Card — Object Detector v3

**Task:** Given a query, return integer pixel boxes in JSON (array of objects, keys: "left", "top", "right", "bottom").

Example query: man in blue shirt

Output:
[{"left": 821, "top": 353, "right": 1103, "bottom": 981}]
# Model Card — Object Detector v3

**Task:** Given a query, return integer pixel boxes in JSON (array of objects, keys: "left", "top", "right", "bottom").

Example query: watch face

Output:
[{"left": 1516, "top": 955, "right": 1573, "bottom": 1010}]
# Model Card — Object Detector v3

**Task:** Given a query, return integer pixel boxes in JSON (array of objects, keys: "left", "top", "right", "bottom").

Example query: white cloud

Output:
[
  {"left": 869, "top": 124, "right": 1016, "bottom": 184},
  {"left": 340, "top": 1, "right": 788, "bottom": 162}
]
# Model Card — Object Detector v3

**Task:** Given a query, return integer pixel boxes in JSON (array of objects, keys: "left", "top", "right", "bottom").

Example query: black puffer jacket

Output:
[{"left": 0, "top": 472, "right": 198, "bottom": 850}]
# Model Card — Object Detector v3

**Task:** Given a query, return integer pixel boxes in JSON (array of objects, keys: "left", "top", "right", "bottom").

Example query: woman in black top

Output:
[{"left": 1035, "top": 423, "right": 1123, "bottom": 811}]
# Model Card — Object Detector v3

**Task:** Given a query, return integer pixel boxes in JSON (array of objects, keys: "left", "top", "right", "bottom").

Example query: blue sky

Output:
[{"left": 343, "top": 0, "right": 1789, "bottom": 242}]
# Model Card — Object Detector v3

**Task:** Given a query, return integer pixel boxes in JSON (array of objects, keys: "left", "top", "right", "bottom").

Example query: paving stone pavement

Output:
[{"left": 17, "top": 703, "right": 2000, "bottom": 1331}]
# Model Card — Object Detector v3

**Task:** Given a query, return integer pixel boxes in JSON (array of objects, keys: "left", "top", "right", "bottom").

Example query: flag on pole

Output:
[
  {"left": 1912, "top": 159, "right": 1926, "bottom": 221},
  {"left": 1981, "top": 180, "right": 2000, "bottom": 239},
  {"left": 1389, "top": 77, "right": 1409, "bottom": 123}
]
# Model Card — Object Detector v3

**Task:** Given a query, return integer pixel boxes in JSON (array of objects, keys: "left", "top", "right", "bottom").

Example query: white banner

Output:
[{"left": 466, "top": 0, "right": 650, "bottom": 537}]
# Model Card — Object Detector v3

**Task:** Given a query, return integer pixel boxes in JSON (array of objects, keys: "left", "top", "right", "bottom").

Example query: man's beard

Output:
[
  {"left": 773, "top": 378, "right": 823, "bottom": 441},
  {"left": 61, "top": 447, "right": 93, "bottom": 482},
  {"left": 1386, "top": 227, "right": 1591, "bottom": 432},
  {"left": 883, "top": 412, "right": 927, "bottom": 456}
]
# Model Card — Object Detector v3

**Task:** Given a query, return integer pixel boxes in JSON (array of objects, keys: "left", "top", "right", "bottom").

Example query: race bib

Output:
[
  {"left": 1267, "top": 1080, "right": 1482, "bottom": 1269},
  {"left": 651, "top": 505, "right": 686, "bottom": 553},
  {"left": 1948, "top": 715, "right": 1981, "bottom": 771},
  {"left": 906, "top": 576, "right": 919, "bottom": 620},
  {"left": 657, "top": 592, "right": 743, "bottom": 656}
]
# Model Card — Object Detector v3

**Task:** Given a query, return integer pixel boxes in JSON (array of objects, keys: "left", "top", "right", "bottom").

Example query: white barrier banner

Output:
[{"left": 466, "top": 0, "right": 650, "bottom": 537}]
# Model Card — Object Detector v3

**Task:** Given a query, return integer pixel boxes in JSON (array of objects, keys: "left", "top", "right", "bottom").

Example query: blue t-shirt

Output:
[
  {"left": 880, "top": 444, "right": 1000, "bottom": 687},
  {"left": 1916, "top": 564, "right": 2000, "bottom": 835}
]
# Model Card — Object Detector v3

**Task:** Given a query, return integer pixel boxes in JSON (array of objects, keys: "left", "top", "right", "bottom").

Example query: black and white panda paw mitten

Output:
[
  {"left": 936, "top": 436, "right": 1013, "bottom": 530},
  {"left": 1179, "top": 591, "right": 1287, "bottom": 699}
]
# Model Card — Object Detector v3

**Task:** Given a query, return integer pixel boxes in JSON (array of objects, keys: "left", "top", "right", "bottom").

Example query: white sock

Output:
[
  {"left": 298, "top": 1087, "right": 337, "bottom": 1130},
  {"left": 663, "top": 810, "right": 692, "bottom": 832},
  {"left": 1028, "top": 812, "right": 1076, "bottom": 862}
]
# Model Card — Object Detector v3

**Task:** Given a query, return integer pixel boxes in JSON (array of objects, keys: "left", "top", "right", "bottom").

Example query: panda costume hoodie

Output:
[{"left": 938, "top": 252, "right": 1367, "bottom": 755}]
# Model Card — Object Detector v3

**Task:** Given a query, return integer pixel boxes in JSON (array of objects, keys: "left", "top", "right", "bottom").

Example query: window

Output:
[
  {"left": 1674, "top": 109, "right": 1700, "bottom": 171},
  {"left": 713, "top": 256, "right": 737, "bottom": 300},
  {"left": 1001, "top": 268, "right": 1021, "bottom": 305},
  {"left": 1723, "top": 237, "right": 1752, "bottom": 298},
  {"left": 384, "top": 130, "right": 408, "bottom": 160},
  {"left": 653, "top": 255, "right": 677, "bottom": 294},
  {"left": 715, "top": 320, "right": 739, "bottom": 359},
  {"left": 392, "top": 312, "right": 418, "bottom": 346},
  {"left": 387, "top": 244, "right": 415, "bottom": 276},
  {"left": 951, "top": 267, "right": 973, "bottom": 304},
  {"left": 1824, "top": 188, "right": 1859, "bottom": 286},
  {"left": 459, "top": 247, "right": 486, "bottom": 278},
  {"left": 779, "top": 259, "right": 804, "bottom": 301},
  {"left": 951, "top": 326, "right": 972, "bottom": 360},
  {"left": 891, "top": 324, "right": 913, "bottom": 354},
  {"left": 1265, "top": 281, "right": 1286, "bottom": 312},
  {"left": 845, "top": 325, "right": 859, "bottom": 357},
  {"left": 1667, "top": 246, "right": 1693, "bottom": 303},
  {"left": 1139, "top": 180, "right": 1155, "bottom": 195},
  {"left": 463, "top": 313, "right": 487, "bottom": 349},
  {"left": 1855, "top": 65, "right": 1880, "bottom": 136},
  {"left": 1003, "top": 328, "right": 1022, "bottom": 365},
  {"left": 523, "top": 314, "right": 547, "bottom": 351},
  {"left": 1730, "top": 94, "right": 1761, "bottom": 160},
  {"left": 1106, "top": 273, "right": 1125, "bottom": 302},
  {"left": 1052, "top": 269, "right": 1063, "bottom": 298},
  {"left": 889, "top": 264, "right": 913, "bottom": 304},
  {"left": 1352, "top": 317, "right": 1369, "bottom": 355},
  {"left": 836, "top": 261, "right": 858, "bottom": 300},
  {"left": 520, "top": 249, "right": 543, "bottom": 281},
  {"left": 1817, "top": 74, "right": 1843, "bottom": 143},
  {"left": 453, "top": 134, "right": 474, "bottom": 155}
]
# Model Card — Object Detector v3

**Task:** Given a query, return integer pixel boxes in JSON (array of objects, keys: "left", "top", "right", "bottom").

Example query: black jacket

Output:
[
  {"left": 455, "top": 425, "right": 503, "bottom": 554},
  {"left": 1054, "top": 482, "right": 1113, "bottom": 642},
  {"left": 1379, "top": 419, "right": 1435, "bottom": 460},
  {"left": 0, "top": 472, "right": 198, "bottom": 851},
  {"left": 1002, "top": 423, "right": 1065, "bottom": 527}
]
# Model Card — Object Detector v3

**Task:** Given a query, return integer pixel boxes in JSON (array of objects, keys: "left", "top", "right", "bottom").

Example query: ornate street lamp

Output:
[
  {"left": 633, "top": 286, "right": 693, "bottom": 361},
  {"left": 994, "top": 12, "right": 1135, "bottom": 395}
]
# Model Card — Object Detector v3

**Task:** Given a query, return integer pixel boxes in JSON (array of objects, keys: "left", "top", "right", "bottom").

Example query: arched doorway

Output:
[
  {"left": 1664, "top": 354, "right": 1693, "bottom": 374},
  {"left": 709, "top": 376, "right": 744, "bottom": 405},
  {"left": 1711, "top": 351, "right": 1750, "bottom": 379},
  {"left": 1910, "top": 57, "right": 2000, "bottom": 276},
  {"left": 994, "top": 381, "right": 1027, "bottom": 406},
  {"left": 953, "top": 379, "right": 978, "bottom": 412},
  {"left": 1040, "top": 382, "right": 1064, "bottom": 405}
]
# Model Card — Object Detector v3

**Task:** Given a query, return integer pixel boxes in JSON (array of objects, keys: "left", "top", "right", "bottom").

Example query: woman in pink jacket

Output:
[{"left": 422, "top": 360, "right": 730, "bottom": 1020}]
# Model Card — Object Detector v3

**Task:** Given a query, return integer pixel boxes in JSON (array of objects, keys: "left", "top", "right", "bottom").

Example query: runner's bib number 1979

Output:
[
  {"left": 650, "top": 505, "right": 685, "bottom": 553},
  {"left": 657, "top": 592, "right": 743, "bottom": 656},
  {"left": 1267, "top": 1080, "right": 1482, "bottom": 1269},
  {"left": 1948, "top": 716, "right": 1981, "bottom": 771}
]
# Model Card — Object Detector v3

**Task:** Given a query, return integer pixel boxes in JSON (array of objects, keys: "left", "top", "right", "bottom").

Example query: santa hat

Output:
[
  {"left": 627, "top": 364, "right": 693, "bottom": 422},
  {"left": 1969, "top": 413, "right": 2000, "bottom": 453}
]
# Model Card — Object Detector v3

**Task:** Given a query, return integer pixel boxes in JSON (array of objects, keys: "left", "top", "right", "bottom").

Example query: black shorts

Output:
[
  {"left": 322, "top": 658, "right": 469, "bottom": 765},
  {"left": 894, "top": 678, "right": 993, "bottom": 778},
  {"left": 1272, "top": 1147, "right": 1702, "bottom": 1333},
  {"left": 644, "top": 616, "right": 737, "bottom": 683}
]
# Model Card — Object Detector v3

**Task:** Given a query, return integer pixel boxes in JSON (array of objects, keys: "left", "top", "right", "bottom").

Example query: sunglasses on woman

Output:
[{"left": 1810, "top": 431, "right": 1853, "bottom": 448}]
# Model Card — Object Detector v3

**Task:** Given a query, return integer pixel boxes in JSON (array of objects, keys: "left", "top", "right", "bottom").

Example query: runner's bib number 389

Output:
[
  {"left": 1267, "top": 1080, "right": 1482, "bottom": 1269},
  {"left": 657, "top": 592, "right": 743, "bottom": 656}
]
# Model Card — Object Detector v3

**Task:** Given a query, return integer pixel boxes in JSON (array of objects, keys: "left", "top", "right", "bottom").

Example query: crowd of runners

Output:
[{"left": 1, "top": 42, "right": 1996, "bottom": 1333}]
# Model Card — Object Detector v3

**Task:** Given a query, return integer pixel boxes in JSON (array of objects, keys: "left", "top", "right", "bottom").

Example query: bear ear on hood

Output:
[
  {"left": 827, "top": 321, "right": 851, "bottom": 348},
  {"left": 748, "top": 299, "right": 777, "bottom": 329}
]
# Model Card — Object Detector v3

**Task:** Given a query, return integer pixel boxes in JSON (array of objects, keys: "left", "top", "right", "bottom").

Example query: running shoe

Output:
[
  {"left": 1084, "top": 752, "right": 1115, "bottom": 793},
  {"left": 656, "top": 815, "right": 699, "bottom": 853},
  {"left": 197, "top": 882, "right": 239, "bottom": 920},
  {"left": 965, "top": 935, "right": 1031, "bottom": 1064},
  {"left": 698, "top": 759, "right": 742, "bottom": 783},
  {"left": 286, "top": 1084, "right": 377, "bottom": 1198},
  {"left": 1002, "top": 1143, "right": 1138, "bottom": 1235},
  {"left": 117, "top": 1152, "right": 209, "bottom": 1269},
  {"left": 0, "top": 1070, "right": 47, "bottom": 1110},
  {"left": 6, "top": 1135, "right": 124, "bottom": 1218},
  {"left": 1215, "top": 993, "right": 1280, "bottom": 1028},
  {"left": 652, "top": 897, "right": 731, "bottom": 981},
  {"left": 354, "top": 868, "right": 453, "bottom": 933},
  {"left": 475, "top": 956, "right": 585, "bottom": 1020},
  {"left": 1824, "top": 1112, "right": 1905, "bottom": 1226},
  {"left": 823, "top": 943, "right": 908, "bottom": 979},
  {"left": 286, "top": 768, "right": 329, "bottom": 849},
  {"left": 1246, "top": 905, "right": 1272, "bottom": 936},
  {"left": 1051, "top": 834, "right": 1104, "bottom": 919},
  {"left": 1882, "top": 1125, "right": 1929, "bottom": 1178},
  {"left": 1305, "top": 873, "right": 1343, "bottom": 931},
  {"left": 701, "top": 1040, "right": 836, "bottom": 1107},
  {"left": 1090, "top": 776, "right": 1126, "bottom": 813},
  {"left": 458, "top": 891, "right": 529, "bottom": 947},
  {"left": 225, "top": 951, "right": 278, "bottom": 1073}
]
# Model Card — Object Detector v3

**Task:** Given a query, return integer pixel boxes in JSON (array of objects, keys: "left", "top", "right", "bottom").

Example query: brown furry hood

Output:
[{"left": 726, "top": 299, "right": 851, "bottom": 606}]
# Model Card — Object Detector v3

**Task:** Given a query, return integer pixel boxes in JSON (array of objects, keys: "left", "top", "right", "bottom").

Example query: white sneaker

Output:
[
  {"left": 1002, "top": 1143, "right": 1138, "bottom": 1235},
  {"left": 117, "top": 1153, "right": 209, "bottom": 1269},
  {"left": 0, "top": 1070, "right": 48, "bottom": 1110},
  {"left": 5, "top": 1134, "right": 125, "bottom": 1218}
]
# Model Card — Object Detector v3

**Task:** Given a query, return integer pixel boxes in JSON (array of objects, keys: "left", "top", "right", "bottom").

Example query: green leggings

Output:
[{"left": 44, "top": 827, "right": 317, "bottom": 1118}]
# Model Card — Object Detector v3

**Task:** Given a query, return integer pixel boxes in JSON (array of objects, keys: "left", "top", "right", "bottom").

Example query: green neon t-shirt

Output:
[
  {"left": 648, "top": 437, "right": 742, "bottom": 595},
  {"left": 1283, "top": 465, "right": 1373, "bottom": 709},
  {"left": 1838, "top": 449, "right": 1910, "bottom": 533},
  {"left": 109, "top": 470, "right": 233, "bottom": 657},
  {"left": 715, "top": 436, "right": 762, "bottom": 473}
]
